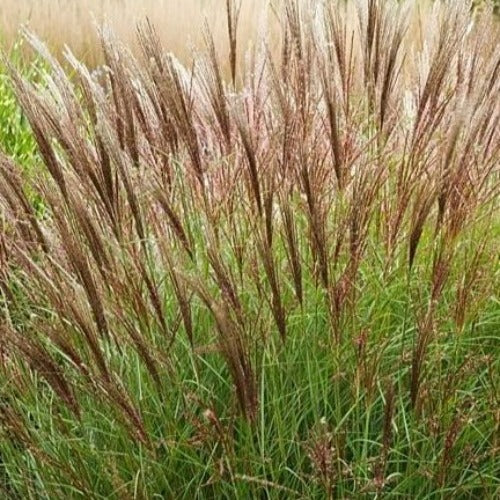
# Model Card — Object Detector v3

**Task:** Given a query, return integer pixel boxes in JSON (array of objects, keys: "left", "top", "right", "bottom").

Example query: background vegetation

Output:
[
  {"left": 1, "top": 1, "right": 497, "bottom": 67},
  {"left": 0, "top": 0, "right": 272, "bottom": 68}
]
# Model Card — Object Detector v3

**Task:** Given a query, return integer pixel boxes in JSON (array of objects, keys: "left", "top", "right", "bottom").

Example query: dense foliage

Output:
[{"left": 0, "top": 1, "right": 499, "bottom": 498}]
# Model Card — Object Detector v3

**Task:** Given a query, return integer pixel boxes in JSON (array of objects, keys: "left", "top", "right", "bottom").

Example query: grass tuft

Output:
[{"left": 0, "top": 0, "right": 499, "bottom": 497}]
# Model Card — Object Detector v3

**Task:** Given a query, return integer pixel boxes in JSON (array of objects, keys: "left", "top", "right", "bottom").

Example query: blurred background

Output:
[
  {"left": 0, "top": 1, "right": 498, "bottom": 67},
  {"left": 0, "top": 0, "right": 278, "bottom": 67}
]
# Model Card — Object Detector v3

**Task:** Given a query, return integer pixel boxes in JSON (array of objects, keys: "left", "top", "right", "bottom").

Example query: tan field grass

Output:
[
  {"left": 0, "top": 0, "right": 277, "bottom": 67},
  {"left": 0, "top": 0, "right": 467, "bottom": 69}
]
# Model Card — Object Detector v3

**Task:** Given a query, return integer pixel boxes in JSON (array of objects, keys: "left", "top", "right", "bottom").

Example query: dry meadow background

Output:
[
  {"left": 1, "top": 0, "right": 276, "bottom": 67},
  {"left": 0, "top": 0, "right": 476, "bottom": 67}
]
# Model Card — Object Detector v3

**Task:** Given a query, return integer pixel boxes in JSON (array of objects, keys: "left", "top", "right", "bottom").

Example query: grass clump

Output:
[{"left": 0, "top": 0, "right": 499, "bottom": 498}]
